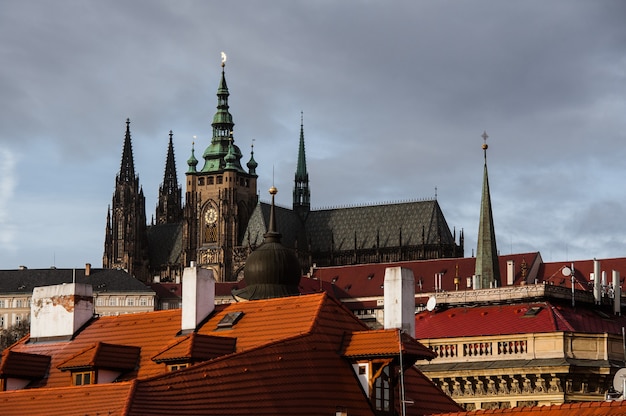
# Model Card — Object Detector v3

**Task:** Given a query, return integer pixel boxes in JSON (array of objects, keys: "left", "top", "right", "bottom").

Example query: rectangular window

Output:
[
  {"left": 208, "top": 177, "right": 214, "bottom": 185},
  {"left": 198, "top": 177, "right": 205, "bottom": 186},
  {"left": 216, "top": 176, "right": 223, "bottom": 184},
  {"left": 168, "top": 363, "right": 189, "bottom": 372},
  {"left": 73, "top": 371, "right": 93, "bottom": 386},
  {"left": 126, "top": 298, "right": 135, "bottom": 306},
  {"left": 162, "top": 302, "right": 169, "bottom": 310},
  {"left": 15, "top": 300, "right": 23, "bottom": 308},
  {"left": 140, "top": 297, "right": 147, "bottom": 307},
  {"left": 109, "top": 298, "right": 117, "bottom": 306},
  {"left": 0, "top": 300, "right": 4, "bottom": 308},
  {"left": 0, "top": 316, "right": 4, "bottom": 329},
  {"left": 96, "top": 297, "right": 103, "bottom": 306}
]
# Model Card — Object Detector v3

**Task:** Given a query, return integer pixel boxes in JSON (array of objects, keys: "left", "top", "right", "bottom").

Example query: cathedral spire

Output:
[
  {"left": 155, "top": 130, "right": 183, "bottom": 224},
  {"left": 293, "top": 112, "right": 310, "bottom": 217},
  {"left": 474, "top": 131, "right": 500, "bottom": 289},
  {"left": 119, "top": 118, "right": 135, "bottom": 183},
  {"left": 201, "top": 52, "right": 245, "bottom": 173}
]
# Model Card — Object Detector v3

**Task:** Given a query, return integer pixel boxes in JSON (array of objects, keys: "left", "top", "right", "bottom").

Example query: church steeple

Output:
[
  {"left": 155, "top": 130, "right": 183, "bottom": 224},
  {"left": 293, "top": 112, "right": 310, "bottom": 217},
  {"left": 201, "top": 52, "right": 245, "bottom": 173},
  {"left": 103, "top": 119, "right": 149, "bottom": 282},
  {"left": 474, "top": 131, "right": 500, "bottom": 289},
  {"left": 119, "top": 118, "right": 135, "bottom": 183}
]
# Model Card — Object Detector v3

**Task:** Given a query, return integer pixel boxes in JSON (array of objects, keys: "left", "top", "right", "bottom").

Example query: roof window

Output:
[
  {"left": 216, "top": 311, "right": 244, "bottom": 329},
  {"left": 523, "top": 306, "right": 542, "bottom": 317}
]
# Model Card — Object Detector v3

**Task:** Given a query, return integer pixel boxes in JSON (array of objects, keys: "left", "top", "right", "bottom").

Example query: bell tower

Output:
[{"left": 183, "top": 53, "right": 258, "bottom": 282}]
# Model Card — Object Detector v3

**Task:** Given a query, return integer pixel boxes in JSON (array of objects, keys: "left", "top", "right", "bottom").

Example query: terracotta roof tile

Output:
[
  {"left": 57, "top": 342, "right": 140, "bottom": 371},
  {"left": 0, "top": 350, "right": 50, "bottom": 379},
  {"left": 341, "top": 329, "right": 436, "bottom": 360},
  {"left": 308, "top": 253, "right": 541, "bottom": 300},
  {"left": 152, "top": 333, "right": 236, "bottom": 363},
  {"left": 0, "top": 381, "right": 135, "bottom": 416},
  {"left": 415, "top": 301, "right": 626, "bottom": 339},
  {"left": 432, "top": 399, "right": 626, "bottom": 415}
]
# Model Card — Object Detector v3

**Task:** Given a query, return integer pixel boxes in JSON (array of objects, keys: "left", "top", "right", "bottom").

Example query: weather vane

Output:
[
  {"left": 221, "top": 51, "right": 227, "bottom": 67},
  {"left": 481, "top": 130, "right": 489, "bottom": 160}
]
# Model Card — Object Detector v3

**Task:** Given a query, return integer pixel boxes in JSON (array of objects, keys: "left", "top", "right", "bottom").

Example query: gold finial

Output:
[
  {"left": 221, "top": 51, "right": 227, "bottom": 68},
  {"left": 269, "top": 186, "right": 278, "bottom": 196}
]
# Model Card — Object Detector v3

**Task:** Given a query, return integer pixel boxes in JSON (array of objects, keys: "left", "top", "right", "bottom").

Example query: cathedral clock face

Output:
[{"left": 204, "top": 207, "right": 218, "bottom": 224}]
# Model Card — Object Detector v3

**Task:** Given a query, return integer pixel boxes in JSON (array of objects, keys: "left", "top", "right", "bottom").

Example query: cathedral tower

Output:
[
  {"left": 293, "top": 112, "right": 310, "bottom": 219},
  {"left": 183, "top": 54, "right": 258, "bottom": 282},
  {"left": 474, "top": 131, "right": 500, "bottom": 288},
  {"left": 155, "top": 131, "right": 183, "bottom": 225},
  {"left": 103, "top": 119, "right": 149, "bottom": 281}
]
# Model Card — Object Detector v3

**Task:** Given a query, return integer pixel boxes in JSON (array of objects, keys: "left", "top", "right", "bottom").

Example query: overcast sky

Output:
[{"left": 1, "top": 1, "right": 625, "bottom": 270}]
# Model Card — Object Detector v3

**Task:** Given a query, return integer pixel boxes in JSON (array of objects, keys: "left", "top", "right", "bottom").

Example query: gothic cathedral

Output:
[{"left": 103, "top": 57, "right": 463, "bottom": 284}]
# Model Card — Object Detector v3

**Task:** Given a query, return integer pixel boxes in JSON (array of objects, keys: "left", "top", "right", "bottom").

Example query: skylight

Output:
[
  {"left": 523, "top": 306, "right": 542, "bottom": 317},
  {"left": 216, "top": 311, "right": 244, "bottom": 329}
]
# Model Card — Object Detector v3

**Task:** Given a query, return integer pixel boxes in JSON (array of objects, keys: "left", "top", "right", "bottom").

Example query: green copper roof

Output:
[
  {"left": 201, "top": 62, "right": 247, "bottom": 174},
  {"left": 186, "top": 143, "right": 198, "bottom": 173},
  {"left": 475, "top": 133, "right": 500, "bottom": 288}
]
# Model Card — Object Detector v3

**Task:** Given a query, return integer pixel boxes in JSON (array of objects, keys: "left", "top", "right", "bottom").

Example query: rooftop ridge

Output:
[{"left": 259, "top": 197, "right": 437, "bottom": 211}]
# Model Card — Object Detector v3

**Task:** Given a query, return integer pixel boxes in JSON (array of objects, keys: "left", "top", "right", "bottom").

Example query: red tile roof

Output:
[
  {"left": 415, "top": 301, "right": 626, "bottom": 339},
  {"left": 541, "top": 257, "right": 626, "bottom": 291},
  {"left": 0, "top": 381, "right": 135, "bottom": 416},
  {"left": 432, "top": 400, "right": 626, "bottom": 415},
  {"left": 57, "top": 342, "right": 140, "bottom": 371},
  {"left": 0, "top": 350, "right": 50, "bottom": 379},
  {"left": 1, "top": 292, "right": 462, "bottom": 415},
  {"left": 152, "top": 333, "right": 236, "bottom": 363},
  {"left": 342, "top": 329, "right": 436, "bottom": 360},
  {"left": 308, "top": 252, "right": 542, "bottom": 299}
]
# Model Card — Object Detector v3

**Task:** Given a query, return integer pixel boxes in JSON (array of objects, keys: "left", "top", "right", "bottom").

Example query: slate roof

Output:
[
  {"left": 146, "top": 222, "right": 183, "bottom": 266},
  {"left": 243, "top": 199, "right": 457, "bottom": 252},
  {"left": 414, "top": 301, "right": 626, "bottom": 339},
  {"left": 0, "top": 268, "right": 153, "bottom": 294},
  {"left": 0, "top": 292, "right": 461, "bottom": 415}
]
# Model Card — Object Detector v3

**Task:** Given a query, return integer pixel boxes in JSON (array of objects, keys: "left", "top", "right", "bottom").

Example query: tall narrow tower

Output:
[
  {"left": 183, "top": 53, "right": 258, "bottom": 282},
  {"left": 103, "top": 119, "right": 148, "bottom": 281},
  {"left": 155, "top": 131, "right": 183, "bottom": 224},
  {"left": 474, "top": 131, "right": 500, "bottom": 288},
  {"left": 293, "top": 112, "right": 310, "bottom": 219}
]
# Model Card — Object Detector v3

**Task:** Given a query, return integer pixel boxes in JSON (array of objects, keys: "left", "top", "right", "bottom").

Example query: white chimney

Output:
[
  {"left": 506, "top": 260, "right": 515, "bottom": 286},
  {"left": 383, "top": 267, "right": 415, "bottom": 338},
  {"left": 30, "top": 283, "right": 94, "bottom": 340},
  {"left": 181, "top": 263, "right": 215, "bottom": 332}
]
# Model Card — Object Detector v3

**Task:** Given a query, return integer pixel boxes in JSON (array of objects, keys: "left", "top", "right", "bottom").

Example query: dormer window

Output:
[
  {"left": 167, "top": 363, "right": 189, "bottom": 372},
  {"left": 73, "top": 371, "right": 94, "bottom": 386}
]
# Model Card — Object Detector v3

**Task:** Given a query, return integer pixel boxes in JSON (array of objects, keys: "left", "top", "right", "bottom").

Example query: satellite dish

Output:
[
  {"left": 426, "top": 296, "right": 437, "bottom": 312},
  {"left": 613, "top": 368, "right": 626, "bottom": 392},
  {"left": 562, "top": 266, "right": 572, "bottom": 277}
]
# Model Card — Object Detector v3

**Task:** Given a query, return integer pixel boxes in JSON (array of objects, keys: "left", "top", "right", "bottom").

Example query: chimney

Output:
[
  {"left": 506, "top": 260, "right": 515, "bottom": 286},
  {"left": 383, "top": 267, "right": 415, "bottom": 338},
  {"left": 181, "top": 262, "right": 215, "bottom": 332},
  {"left": 30, "top": 283, "right": 94, "bottom": 341},
  {"left": 85, "top": 263, "right": 91, "bottom": 276}
]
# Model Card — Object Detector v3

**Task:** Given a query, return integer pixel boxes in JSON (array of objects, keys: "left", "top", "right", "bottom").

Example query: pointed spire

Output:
[
  {"left": 475, "top": 131, "right": 500, "bottom": 288},
  {"left": 156, "top": 131, "right": 183, "bottom": 224},
  {"left": 119, "top": 118, "right": 136, "bottom": 183},
  {"left": 247, "top": 140, "right": 258, "bottom": 176},
  {"left": 187, "top": 138, "right": 198, "bottom": 173},
  {"left": 265, "top": 186, "right": 281, "bottom": 242},
  {"left": 293, "top": 112, "right": 311, "bottom": 215},
  {"left": 162, "top": 131, "right": 179, "bottom": 192},
  {"left": 202, "top": 54, "right": 245, "bottom": 173},
  {"left": 224, "top": 136, "right": 238, "bottom": 170}
]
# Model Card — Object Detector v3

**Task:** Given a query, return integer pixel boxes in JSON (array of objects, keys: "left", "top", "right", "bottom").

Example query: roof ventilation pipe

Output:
[
  {"left": 614, "top": 270, "right": 621, "bottom": 316},
  {"left": 594, "top": 259, "right": 601, "bottom": 305}
]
